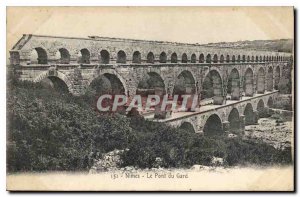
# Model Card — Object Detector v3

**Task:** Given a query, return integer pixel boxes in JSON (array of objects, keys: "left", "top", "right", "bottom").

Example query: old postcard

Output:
[{"left": 6, "top": 6, "right": 294, "bottom": 191}]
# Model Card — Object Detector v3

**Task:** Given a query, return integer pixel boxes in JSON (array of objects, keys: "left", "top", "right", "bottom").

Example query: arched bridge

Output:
[{"left": 10, "top": 34, "right": 293, "bottom": 134}]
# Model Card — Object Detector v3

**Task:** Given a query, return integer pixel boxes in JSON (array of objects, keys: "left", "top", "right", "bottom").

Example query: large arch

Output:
[
  {"left": 274, "top": 66, "right": 280, "bottom": 90},
  {"left": 244, "top": 68, "right": 254, "bottom": 96},
  {"left": 257, "top": 67, "right": 266, "bottom": 94},
  {"left": 179, "top": 122, "right": 196, "bottom": 133},
  {"left": 41, "top": 76, "right": 70, "bottom": 93},
  {"left": 132, "top": 51, "right": 141, "bottom": 64},
  {"left": 136, "top": 72, "right": 166, "bottom": 97},
  {"left": 31, "top": 47, "right": 48, "bottom": 64},
  {"left": 203, "top": 114, "right": 223, "bottom": 136},
  {"left": 266, "top": 67, "right": 274, "bottom": 91},
  {"left": 100, "top": 50, "right": 110, "bottom": 64},
  {"left": 201, "top": 69, "right": 224, "bottom": 105},
  {"left": 78, "top": 48, "right": 90, "bottom": 64},
  {"left": 160, "top": 52, "right": 167, "bottom": 63},
  {"left": 57, "top": 48, "right": 70, "bottom": 64},
  {"left": 244, "top": 103, "right": 256, "bottom": 125},
  {"left": 147, "top": 52, "right": 155, "bottom": 63},
  {"left": 257, "top": 99, "right": 265, "bottom": 118},
  {"left": 228, "top": 108, "right": 241, "bottom": 133},
  {"left": 117, "top": 50, "right": 127, "bottom": 63},
  {"left": 227, "top": 68, "right": 240, "bottom": 100},
  {"left": 173, "top": 70, "right": 196, "bottom": 96}
]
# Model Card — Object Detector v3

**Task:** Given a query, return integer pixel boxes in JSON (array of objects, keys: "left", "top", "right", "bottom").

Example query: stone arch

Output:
[
  {"left": 34, "top": 70, "right": 72, "bottom": 93},
  {"left": 57, "top": 48, "right": 70, "bottom": 64},
  {"left": 231, "top": 55, "right": 236, "bottom": 63},
  {"left": 100, "top": 50, "right": 110, "bottom": 64},
  {"left": 242, "top": 55, "right": 246, "bottom": 62},
  {"left": 251, "top": 56, "right": 254, "bottom": 62},
  {"left": 244, "top": 68, "right": 254, "bottom": 96},
  {"left": 226, "top": 55, "right": 230, "bottom": 63},
  {"left": 266, "top": 67, "right": 274, "bottom": 91},
  {"left": 171, "top": 53, "right": 178, "bottom": 63},
  {"left": 237, "top": 55, "right": 241, "bottom": 62},
  {"left": 31, "top": 47, "right": 48, "bottom": 64},
  {"left": 255, "top": 56, "right": 259, "bottom": 62},
  {"left": 274, "top": 66, "right": 280, "bottom": 90},
  {"left": 220, "top": 55, "right": 225, "bottom": 63},
  {"left": 228, "top": 108, "right": 241, "bottom": 132},
  {"left": 182, "top": 53, "right": 188, "bottom": 63},
  {"left": 259, "top": 56, "right": 262, "bottom": 62},
  {"left": 247, "top": 56, "right": 250, "bottom": 62},
  {"left": 132, "top": 51, "right": 141, "bottom": 64},
  {"left": 203, "top": 114, "right": 223, "bottom": 136},
  {"left": 213, "top": 54, "right": 218, "bottom": 63},
  {"left": 117, "top": 50, "right": 127, "bottom": 63},
  {"left": 244, "top": 103, "right": 256, "bottom": 125},
  {"left": 191, "top": 54, "right": 196, "bottom": 63},
  {"left": 257, "top": 99, "right": 265, "bottom": 118},
  {"left": 257, "top": 67, "right": 266, "bottom": 93},
  {"left": 201, "top": 69, "right": 224, "bottom": 105},
  {"left": 263, "top": 56, "right": 266, "bottom": 62},
  {"left": 179, "top": 122, "right": 196, "bottom": 133},
  {"left": 136, "top": 71, "right": 166, "bottom": 97},
  {"left": 227, "top": 68, "right": 240, "bottom": 100},
  {"left": 267, "top": 96, "right": 274, "bottom": 108},
  {"left": 206, "top": 54, "right": 212, "bottom": 63},
  {"left": 160, "top": 52, "right": 167, "bottom": 63},
  {"left": 147, "top": 52, "right": 155, "bottom": 63},
  {"left": 199, "top": 53, "right": 204, "bottom": 63},
  {"left": 89, "top": 72, "right": 127, "bottom": 96},
  {"left": 173, "top": 70, "right": 196, "bottom": 96},
  {"left": 78, "top": 48, "right": 90, "bottom": 64}
]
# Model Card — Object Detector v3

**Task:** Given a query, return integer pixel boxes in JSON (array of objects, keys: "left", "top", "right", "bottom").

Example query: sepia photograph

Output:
[{"left": 5, "top": 6, "right": 294, "bottom": 191}]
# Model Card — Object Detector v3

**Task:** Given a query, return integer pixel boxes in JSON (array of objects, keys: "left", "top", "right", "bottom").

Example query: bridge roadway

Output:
[{"left": 144, "top": 91, "right": 277, "bottom": 135}]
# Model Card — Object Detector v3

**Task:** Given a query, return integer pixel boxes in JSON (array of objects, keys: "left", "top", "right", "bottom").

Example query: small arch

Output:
[
  {"left": 100, "top": 50, "right": 110, "bottom": 64},
  {"left": 247, "top": 56, "right": 250, "bottom": 62},
  {"left": 31, "top": 47, "right": 48, "bottom": 64},
  {"left": 203, "top": 114, "right": 223, "bottom": 136},
  {"left": 147, "top": 52, "right": 155, "bottom": 63},
  {"left": 259, "top": 56, "right": 262, "bottom": 62},
  {"left": 117, "top": 50, "right": 126, "bottom": 64},
  {"left": 58, "top": 48, "right": 70, "bottom": 64},
  {"left": 179, "top": 122, "right": 196, "bottom": 133},
  {"left": 159, "top": 52, "right": 167, "bottom": 63},
  {"left": 191, "top": 54, "right": 196, "bottom": 63},
  {"left": 226, "top": 55, "right": 230, "bottom": 63},
  {"left": 132, "top": 51, "right": 141, "bottom": 64},
  {"left": 213, "top": 54, "right": 218, "bottom": 63},
  {"left": 171, "top": 53, "right": 178, "bottom": 63},
  {"left": 263, "top": 56, "right": 266, "bottom": 62},
  {"left": 199, "top": 53, "right": 204, "bottom": 63},
  {"left": 206, "top": 54, "right": 212, "bottom": 63},
  {"left": 237, "top": 55, "right": 241, "bottom": 62},
  {"left": 251, "top": 56, "right": 255, "bottom": 62},
  {"left": 244, "top": 103, "right": 255, "bottom": 125},
  {"left": 231, "top": 55, "right": 236, "bottom": 63},
  {"left": 181, "top": 53, "right": 188, "bottom": 63},
  {"left": 220, "top": 55, "right": 225, "bottom": 63},
  {"left": 228, "top": 108, "right": 241, "bottom": 133},
  {"left": 255, "top": 56, "right": 259, "bottom": 62},
  {"left": 242, "top": 55, "right": 246, "bottom": 62},
  {"left": 78, "top": 48, "right": 90, "bottom": 64}
]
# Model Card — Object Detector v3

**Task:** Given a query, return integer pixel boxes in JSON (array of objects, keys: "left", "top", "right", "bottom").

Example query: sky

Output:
[{"left": 7, "top": 6, "right": 294, "bottom": 51}]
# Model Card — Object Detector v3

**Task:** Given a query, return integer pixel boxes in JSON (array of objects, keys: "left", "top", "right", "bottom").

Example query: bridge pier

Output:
[{"left": 222, "top": 121, "right": 230, "bottom": 133}]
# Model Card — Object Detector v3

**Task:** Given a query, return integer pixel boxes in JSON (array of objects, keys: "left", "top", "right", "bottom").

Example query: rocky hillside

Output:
[{"left": 202, "top": 39, "right": 293, "bottom": 53}]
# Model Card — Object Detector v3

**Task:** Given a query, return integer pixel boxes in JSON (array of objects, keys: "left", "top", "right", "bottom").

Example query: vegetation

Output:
[{"left": 7, "top": 78, "right": 292, "bottom": 172}]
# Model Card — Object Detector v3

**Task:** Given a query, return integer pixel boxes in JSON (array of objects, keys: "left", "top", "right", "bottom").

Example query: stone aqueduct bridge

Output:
[{"left": 10, "top": 34, "right": 293, "bottom": 135}]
